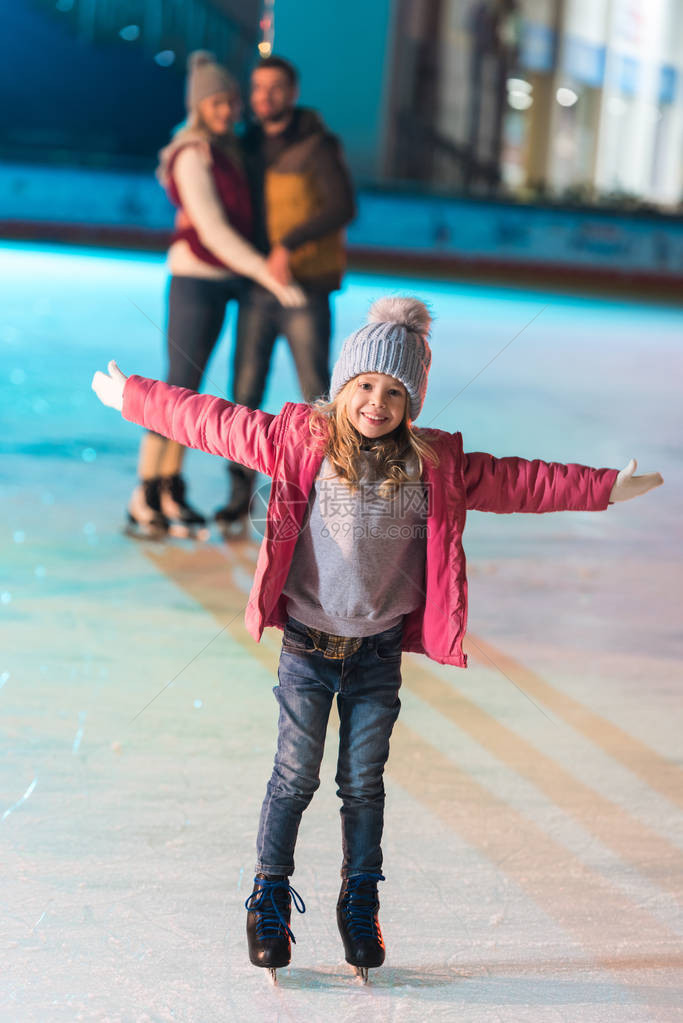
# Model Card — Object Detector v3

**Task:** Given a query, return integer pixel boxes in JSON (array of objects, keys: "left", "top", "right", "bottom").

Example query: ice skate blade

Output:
[
  {"left": 353, "top": 966, "right": 369, "bottom": 984},
  {"left": 267, "top": 967, "right": 278, "bottom": 985},
  {"left": 123, "top": 520, "right": 167, "bottom": 543},
  {"left": 167, "top": 523, "right": 211, "bottom": 541}
]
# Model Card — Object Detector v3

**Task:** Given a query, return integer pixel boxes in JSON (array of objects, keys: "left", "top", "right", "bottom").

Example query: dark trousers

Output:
[
  {"left": 165, "top": 275, "right": 243, "bottom": 391},
  {"left": 256, "top": 617, "right": 403, "bottom": 879}
]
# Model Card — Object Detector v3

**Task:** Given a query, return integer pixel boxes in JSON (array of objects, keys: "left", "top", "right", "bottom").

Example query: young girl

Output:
[{"left": 92, "top": 296, "right": 662, "bottom": 983}]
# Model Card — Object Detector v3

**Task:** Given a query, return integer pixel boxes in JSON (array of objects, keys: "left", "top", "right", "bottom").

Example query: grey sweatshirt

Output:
[{"left": 282, "top": 450, "right": 429, "bottom": 637}]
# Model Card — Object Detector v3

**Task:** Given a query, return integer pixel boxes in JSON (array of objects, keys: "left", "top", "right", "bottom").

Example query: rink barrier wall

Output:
[{"left": 1, "top": 161, "right": 682, "bottom": 299}]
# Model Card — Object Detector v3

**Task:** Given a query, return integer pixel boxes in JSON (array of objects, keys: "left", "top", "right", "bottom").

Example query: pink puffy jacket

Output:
[{"left": 123, "top": 377, "right": 618, "bottom": 667}]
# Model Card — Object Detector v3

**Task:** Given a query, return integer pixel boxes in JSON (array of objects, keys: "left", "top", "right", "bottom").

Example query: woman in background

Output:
[{"left": 128, "top": 51, "right": 303, "bottom": 539}]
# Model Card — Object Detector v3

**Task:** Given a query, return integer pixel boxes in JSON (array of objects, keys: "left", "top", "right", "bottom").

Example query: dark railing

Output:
[{"left": 393, "top": 111, "right": 502, "bottom": 195}]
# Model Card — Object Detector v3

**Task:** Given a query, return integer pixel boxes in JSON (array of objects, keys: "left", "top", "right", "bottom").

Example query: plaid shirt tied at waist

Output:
[{"left": 304, "top": 625, "right": 363, "bottom": 660}]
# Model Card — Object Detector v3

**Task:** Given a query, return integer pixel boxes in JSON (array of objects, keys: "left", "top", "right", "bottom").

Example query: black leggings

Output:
[{"left": 165, "top": 275, "right": 244, "bottom": 392}]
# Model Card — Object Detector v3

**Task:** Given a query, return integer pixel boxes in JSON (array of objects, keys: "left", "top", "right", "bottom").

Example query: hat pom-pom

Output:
[
  {"left": 187, "top": 50, "right": 216, "bottom": 72},
  {"left": 368, "top": 296, "right": 431, "bottom": 336}
]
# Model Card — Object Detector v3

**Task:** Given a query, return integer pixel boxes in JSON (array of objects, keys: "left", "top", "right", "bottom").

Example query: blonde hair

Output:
[{"left": 308, "top": 377, "right": 440, "bottom": 499}]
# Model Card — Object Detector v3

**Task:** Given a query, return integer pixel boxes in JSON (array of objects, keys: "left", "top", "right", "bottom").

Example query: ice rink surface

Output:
[{"left": 2, "top": 242, "right": 682, "bottom": 1022}]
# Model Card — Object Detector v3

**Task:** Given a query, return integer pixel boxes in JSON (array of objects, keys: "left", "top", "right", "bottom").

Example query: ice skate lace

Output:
[
  {"left": 340, "top": 872, "right": 385, "bottom": 942},
  {"left": 244, "top": 879, "right": 306, "bottom": 943}
]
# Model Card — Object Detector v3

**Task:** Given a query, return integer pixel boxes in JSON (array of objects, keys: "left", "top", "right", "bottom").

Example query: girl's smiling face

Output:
[{"left": 346, "top": 373, "right": 408, "bottom": 438}]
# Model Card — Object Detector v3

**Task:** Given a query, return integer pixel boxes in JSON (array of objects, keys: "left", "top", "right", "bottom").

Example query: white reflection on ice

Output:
[
  {"left": 31, "top": 911, "right": 46, "bottom": 933},
  {"left": 2, "top": 776, "right": 38, "bottom": 821},
  {"left": 72, "top": 710, "right": 87, "bottom": 754}
]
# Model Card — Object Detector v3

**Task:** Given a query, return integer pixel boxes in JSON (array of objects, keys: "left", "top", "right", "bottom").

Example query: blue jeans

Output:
[{"left": 255, "top": 616, "right": 403, "bottom": 879}]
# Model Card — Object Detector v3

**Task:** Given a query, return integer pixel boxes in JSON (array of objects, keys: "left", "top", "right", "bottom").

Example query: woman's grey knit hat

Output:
[
  {"left": 185, "top": 51, "right": 238, "bottom": 112},
  {"left": 330, "top": 297, "right": 432, "bottom": 420}
]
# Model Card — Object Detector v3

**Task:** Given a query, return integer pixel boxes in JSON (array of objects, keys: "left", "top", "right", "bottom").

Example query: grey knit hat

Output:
[
  {"left": 330, "top": 297, "right": 432, "bottom": 420},
  {"left": 185, "top": 51, "right": 238, "bottom": 112}
]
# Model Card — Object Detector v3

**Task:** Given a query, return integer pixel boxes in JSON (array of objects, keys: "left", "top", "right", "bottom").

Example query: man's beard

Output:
[{"left": 262, "top": 107, "right": 293, "bottom": 126}]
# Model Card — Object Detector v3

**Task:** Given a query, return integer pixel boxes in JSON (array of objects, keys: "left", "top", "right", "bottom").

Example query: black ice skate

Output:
[
  {"left": 336, "top": 872, "right": 386, "bottom": 983},
  {"left": 214, "top": 466, "right": 255, "bottom": 538},
  {"left": 245, "top": 874, "right": 306, "bottom": 984},
  {"left": 159, "top": 474, "right": 209, "bottom": 539},
  {"left": 125, "top": 478, "right": 170, "bottom": 540}
]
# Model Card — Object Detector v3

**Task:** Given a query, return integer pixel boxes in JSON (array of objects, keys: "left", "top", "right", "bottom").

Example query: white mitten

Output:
[
  {"left": 91, "top": 360, "right": 128, "bottom": 412},
  {"left": 609, "top": 458, "right": 664, "bottom": 503}
]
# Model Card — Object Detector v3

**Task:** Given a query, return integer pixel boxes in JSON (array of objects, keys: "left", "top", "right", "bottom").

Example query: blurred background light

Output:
[
  {"left": 556, "top": 87, "right": 579, "bottom": 107},
  {"left": 119, "top": 25, "right": 140, "bottom": 42},
  {"left": 506, "top": 78, "right": 533, "bottom": 95},
  {"left": 154, "top": 50, "right": 176, "bottom": 67},
  {"left": 506, "top": 77, "right": 533, "bottom": 111},
  {"left": 508, "top": 91, "right": 533, "bottom": 111}
]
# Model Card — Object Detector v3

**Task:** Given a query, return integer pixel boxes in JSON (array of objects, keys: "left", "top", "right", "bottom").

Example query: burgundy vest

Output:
[{"left": 166, "top": 142, "right": 253, "bottom": 270}]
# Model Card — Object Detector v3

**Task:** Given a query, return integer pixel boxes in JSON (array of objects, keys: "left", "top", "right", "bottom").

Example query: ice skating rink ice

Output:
[{"left": 2, "top": 242, "right": 682, "bottom": 1023}]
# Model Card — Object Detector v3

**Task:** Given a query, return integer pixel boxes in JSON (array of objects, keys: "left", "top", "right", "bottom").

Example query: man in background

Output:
[{"left": 216, "top": 55, "right": 355, "bottom": 528}]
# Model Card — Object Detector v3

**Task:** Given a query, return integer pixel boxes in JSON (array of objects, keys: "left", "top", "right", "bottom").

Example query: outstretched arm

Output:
[
  {"left": 464, "top": 450, "right": 663, "bottom": 513},
  {"left": 464, "top": 451, "right": 614, "bottom": 513},
  {"left": 91, "top": 361, "right": 279, "bottom": 477}
]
